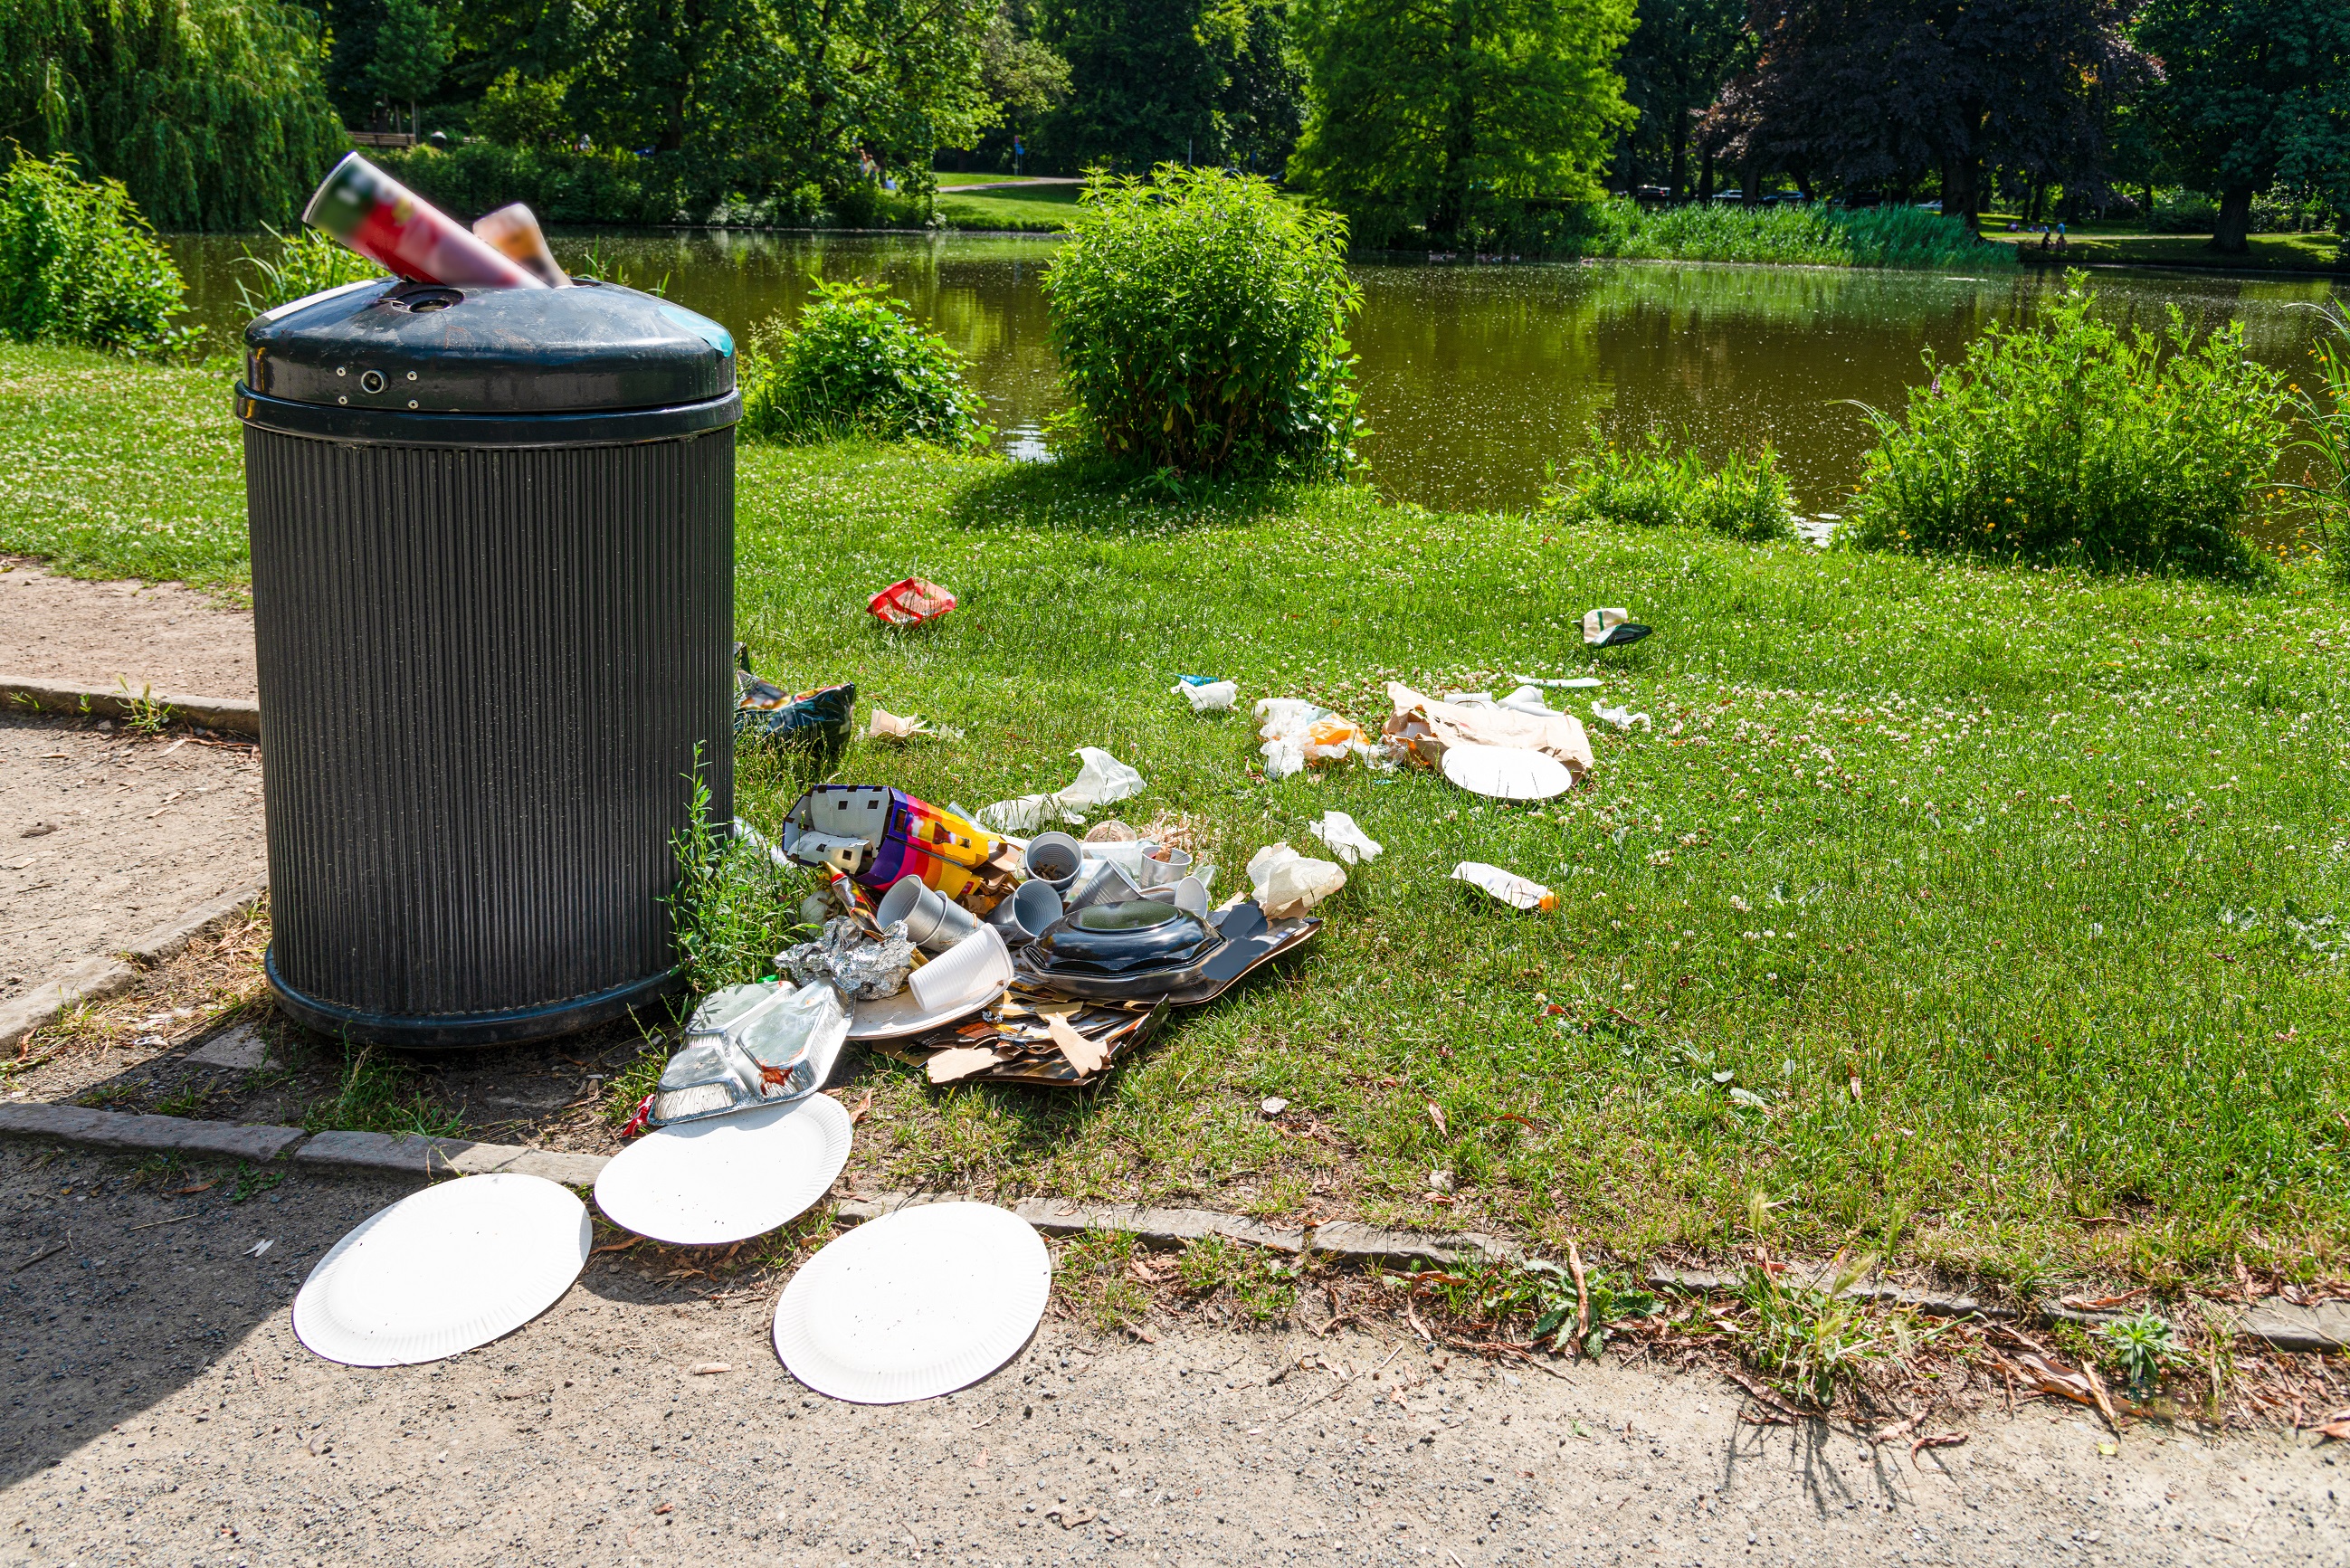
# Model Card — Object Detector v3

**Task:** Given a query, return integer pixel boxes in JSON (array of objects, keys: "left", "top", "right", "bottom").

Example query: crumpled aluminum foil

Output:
[{"left": 776, "top": 917, "right": 916, "bottom": 1001}]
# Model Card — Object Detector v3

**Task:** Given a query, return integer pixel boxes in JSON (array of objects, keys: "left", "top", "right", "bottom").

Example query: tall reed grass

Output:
[{"left": 1546, "top": 199, "right": 2012, "bottom": 271}]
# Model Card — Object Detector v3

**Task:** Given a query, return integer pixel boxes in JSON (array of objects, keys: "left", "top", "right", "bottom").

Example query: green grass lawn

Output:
[
  {"left": 1976, "top": 214, "right": 2345, "bottom": 274},
  {"left": 934, "top": 181, "right": 1081, "bottom": 233},
  {"left": 5, "top": 343, "right": 2348, "bottom": 1295}
]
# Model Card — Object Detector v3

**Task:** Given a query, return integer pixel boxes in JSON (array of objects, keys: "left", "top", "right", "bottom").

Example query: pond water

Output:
[{"left": 167, "top": 232, "right": 2341, "bottom": 516}]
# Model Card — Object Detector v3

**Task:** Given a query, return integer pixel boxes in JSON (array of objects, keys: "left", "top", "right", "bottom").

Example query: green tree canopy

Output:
[
  {"left": 369, "top": 0, "right": 455, "bottom": 138},
  {"left": 2136, "top": 0, "right": 2350, "bottom": 252},
  {"left": 0, "top": 0, "right": 347, "bottom": 231},
  {"left": 559, "top": 0, "right": 994, "bottom": 188},
  {"left": 1032, "top": 0, "right": 1297, "bottom": 173},
  {"left": 1287, "top": 0, "right": 1637, "bottom": 243}
]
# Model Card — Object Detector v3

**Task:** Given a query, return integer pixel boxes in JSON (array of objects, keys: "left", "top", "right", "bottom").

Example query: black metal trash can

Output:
[{"left": 237, "top": 277, "right": 740, "bottom": 1048}]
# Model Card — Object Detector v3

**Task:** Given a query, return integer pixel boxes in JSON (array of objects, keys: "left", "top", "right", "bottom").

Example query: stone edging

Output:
[
  {"left": 3, "top": 1102, "right": 2345, "bottom": 1354},
  {"left": 3, "top": 880, "right": 270, "bottom": 1050},
  {"left": 1, "top": 674, "right": 261, "bottom": 736}
]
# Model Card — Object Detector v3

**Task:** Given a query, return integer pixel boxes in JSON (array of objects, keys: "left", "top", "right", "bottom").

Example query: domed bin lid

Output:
[{"left": 243, "top": 275, "right": 736, "bottom": 416}]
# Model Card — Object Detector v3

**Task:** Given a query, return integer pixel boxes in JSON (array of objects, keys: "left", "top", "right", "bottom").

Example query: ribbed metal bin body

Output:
[{"left": 238, "top": 277, "right": 740, "bottom": 1047}]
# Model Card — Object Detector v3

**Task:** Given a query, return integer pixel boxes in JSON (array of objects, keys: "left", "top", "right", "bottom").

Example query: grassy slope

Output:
[
  {"left": 1976, "top": 217, "right": 2345, "bottom": 275},
  {"left": 0, "top": 346, "right": 246, "bottom": 594},
  {"left": 934, "top": 182, "right": 1081, "bottom": 233},
  {"left": 5, "top": 342, "right": 2346, "bottom": 1291}
]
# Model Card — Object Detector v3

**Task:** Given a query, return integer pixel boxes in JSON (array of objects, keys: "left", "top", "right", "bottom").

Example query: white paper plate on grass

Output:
[
  {"left": 292, "top": 1173, "right": 590, "bottom": 1366},
  {"left": 773, "top": 1202, "right": 1048, "bottom": 1404},
  {"left": 1441, "top": 743, "right": 1575, "bottom": 802},
  {"left": 846, "top": 982, "right": 1006, "bottom": 1041},
  {"left": 595, "top": 1093, "right": 853, "bottom": 1246}
]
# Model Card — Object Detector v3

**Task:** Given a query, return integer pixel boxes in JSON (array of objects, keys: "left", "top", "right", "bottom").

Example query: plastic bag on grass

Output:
[{"left": 1247, "top": 843, "right": 1346, "bottom": 918}]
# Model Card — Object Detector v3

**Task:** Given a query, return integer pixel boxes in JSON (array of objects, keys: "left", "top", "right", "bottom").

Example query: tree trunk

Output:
[
  {"left": 2025, "top": 180, "right": 2043, "bottom": 224},
  {"left": 1698, "top": 143, "right": 1714, "bottom": 202},
  {"left": 1741, "top": 151, "right": 1759, "bottom": 208},
  {"left": 1619, "top": 134, "right": 1639, "bottom": 198},
  {"left": 1940, "top": 155, "right": 1980, "bottom": 231},
  {"left": 2143, "top": 184, "right": 2155, "bottom": 225},
  {"left": 410, "top": 100, "right": 419, "bottom": 142},
  {"left": 2210, "top": 184, "right": 2255, "bottom": 253},
  {"left": 1669, "top": 116, "right": 1687, "bottom": 204}
]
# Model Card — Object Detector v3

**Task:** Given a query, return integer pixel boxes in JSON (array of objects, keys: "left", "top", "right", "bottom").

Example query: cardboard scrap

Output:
[
  {"left": 1048, "top": 1013, "right": 1108, "bottom": 1076},
  {"left": 928, "top": 1047, "right": 1004, "bottom": 1085}
]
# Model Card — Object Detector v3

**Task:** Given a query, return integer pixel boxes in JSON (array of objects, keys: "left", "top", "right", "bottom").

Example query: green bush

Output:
[
  {"left": 1848, "top": 277, "right": 2288, "bottom": 576},
  {"left": 0, "top": 154, "right": 186, "bottom": 352},
  {"left": 740, "top": 280, "right": 992, "bottom": 450},
  {"left": 1544, "top": 429, "right": 1794, "bottom": 541},
  {"left": 233, "top": 225, "right": 386, "bottom": 316},
  {"left": 1043, "top": 166, "right": 1362, "bottom": 480}
]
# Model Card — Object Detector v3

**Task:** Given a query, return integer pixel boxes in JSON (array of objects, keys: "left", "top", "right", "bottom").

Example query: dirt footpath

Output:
[
  {"left": 1, "top": 716, "right": 264, "bottom": 1010},
  {"left": 2, "top": 1142, "right": 2340, "bottom": 1567},
  {"left": 0, "top": 560, "right": 256, "bottom": 701}
]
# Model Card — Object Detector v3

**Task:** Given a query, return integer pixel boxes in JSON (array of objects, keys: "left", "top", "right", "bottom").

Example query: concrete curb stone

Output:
[
  {"left": 3, "top": 879, "right": 268, "bottom": 1048},
  {"left": 0, "top": 1101, "right": 303, "bottom": 1162},
  {"left": 0, "top": 674, "right": 260, "bottom": 736},
  {"left": 293, "top": 1129, "right": 607, "bottom": 1187}
]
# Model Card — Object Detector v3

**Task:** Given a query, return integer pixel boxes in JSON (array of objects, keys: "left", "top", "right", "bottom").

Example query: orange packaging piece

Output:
[{"left": 868, "top": 577, "right": 957, "bottom": 626}]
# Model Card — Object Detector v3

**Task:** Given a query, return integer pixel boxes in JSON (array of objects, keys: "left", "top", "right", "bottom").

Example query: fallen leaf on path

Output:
[
  {"left": 1910, "top": 1431, "right": 1967, "bottom": 1468},
  {"left": 1426, "top": 1102, "right": 1447, "bottom": 1135}
]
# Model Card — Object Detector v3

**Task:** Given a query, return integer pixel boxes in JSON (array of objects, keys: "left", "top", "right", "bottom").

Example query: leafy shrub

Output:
[
  {"left": 1849, "top": 276, "right": 2289, "bottom": 577},
  {"left": 0, "top": 153, "right": 186, "bottom": 352},
  {"left": 233, "top": 224, "right": 386, "bottom": 315},
  {"left": 1044, "top": 165, "right": 1362, "bottom": 480},
  {"left": 1545, "top": 429, "right": 1794, "bottom": 541},
  {"left": 374, "top": 141, "right": 692, "bottom": 226},
  {"left": 740, "top": 280, "right": 992, "bottom": 450},
  {"left": 375, "top": 142, "right": 866, "bottom": 229}
]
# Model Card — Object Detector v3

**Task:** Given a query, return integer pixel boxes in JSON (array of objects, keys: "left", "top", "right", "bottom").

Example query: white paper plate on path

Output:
[
  {"left": 846, "top": 982, "right": 1007, "bottom": 1041},
  {"left": 1441, "top": 743, "right": 1575, "bottom": 802},
  {"left": 774, "top": 1202, "right": 1049, "bottom": 1404},
  {"left": 292, "top": 1174, "right": 590, "bottom": 1367},
  {"left": 595, "top": 1093, "right": 853, "bottom": 1246}
]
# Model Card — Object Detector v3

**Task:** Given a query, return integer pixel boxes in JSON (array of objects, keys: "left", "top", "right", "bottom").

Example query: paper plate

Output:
[
  {"left": 847, "top": 982, "right": 1006, "bottom": 1041},
  {"left": 1441, "top": 743, "right": 1575, "bottom": 801},
  {"left": 774, "top": 1202, "right": 1049, "bottom": 1403},
  {"left": 595, "top": 1093, "right": 853, "bottom": 1246},
  {"left": 292, "top": 1174, "right": 589, "bottom": 1367}
]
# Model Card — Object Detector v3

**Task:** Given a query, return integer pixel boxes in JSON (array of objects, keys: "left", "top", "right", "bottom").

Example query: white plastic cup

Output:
[
  {"left": 985, "top": 879, "right": 1064, "bottom": 945},
  {"left": 1022, "top": 832, "right": 1084, "bottom": 891},
  {"left": 876, "top": 874, "right": 981, "bottom": 953}
]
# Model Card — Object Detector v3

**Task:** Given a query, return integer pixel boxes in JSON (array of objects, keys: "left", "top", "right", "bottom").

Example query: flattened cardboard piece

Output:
[
  {"left": 1047, "top": 1013, "right": 1108, "bottom": 1076},
  {"left": 928, "top": 1047, "right": 1004, "bottom": 1085}
]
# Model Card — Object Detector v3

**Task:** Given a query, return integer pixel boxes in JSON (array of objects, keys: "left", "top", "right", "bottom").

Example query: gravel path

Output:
[
  {"left": 3, "top": 1141, "right": 2340, "bottom": 1566},
  {"left": 0, "top": 561, "right": 255, "bottom": 701},
  {"left": 1, "top": 717, "right": 263, "bottom": 1012}
]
